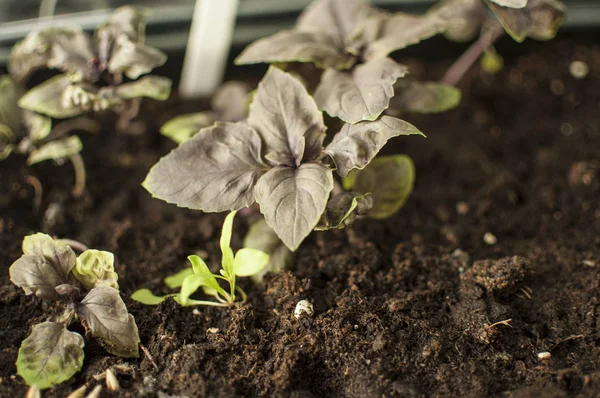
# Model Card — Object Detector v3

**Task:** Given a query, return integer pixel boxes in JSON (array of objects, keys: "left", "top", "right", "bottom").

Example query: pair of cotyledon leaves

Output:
[
  {"left": 0, "top": 75, "right": 83, "bottom": 164},
  {"left": 9, "top": 6, "right": 171, "bottom": 119},
  {"left": 9, "top": 233, "right": 139, "bottom": 389},
  {"left": 144, "top": 67, "right": 424, "bottom": 251}
]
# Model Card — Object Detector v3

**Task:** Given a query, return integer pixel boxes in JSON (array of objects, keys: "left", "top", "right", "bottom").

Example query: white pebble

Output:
[
  {"left": 294, "top": 299, "right": 314, "bottom": 319},
  {"left": 537, "top": 351, "right": 551, "bottom": 360},
  {"left": 569, "top": 61, "right": 589, "bottom": 79},
  {"left": 483, "top": 232, "right": 497, "bottom": 245}
]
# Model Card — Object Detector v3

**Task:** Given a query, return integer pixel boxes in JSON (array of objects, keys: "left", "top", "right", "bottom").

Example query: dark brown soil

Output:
[{"left": 1, "top": 38, "right": 600, "bottom": 397}]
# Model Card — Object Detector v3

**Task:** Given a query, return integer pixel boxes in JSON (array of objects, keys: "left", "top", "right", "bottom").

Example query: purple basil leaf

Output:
[
  {"left": 296, "top": 0, "right": 372, "bottom": 48},
  {"left": 143, "top": 122, "right": 268, "bottom": 212},
  {"left": 489, "top": 0, "right": 528, "bottom": 8},
  {"left": 9, "top": 233, "right": 77, "bottom": 300},
  {"left": 325, "top": 116, "right": 424, "bottom": 177},
  {"left": 314, "top": 57, "right": 408, "bottom": 123},
  {"left": 8, "top": 27, "right": 97, "bottom": 85},
  {"left": 486, "top": 0, "right": 565, "bottom": 42},
  {"left": 255, "top": 163, "right": 334, "bottom": 251},
  {"left": 248, "top": 67, "right": 326, "bottom": 165},
  {"left": 235, "top": 30, "right": 354, "bottom": 69},
  {"left": 77, "top": 286, "right": 140, "bottom": 358},
  {"left": 358, "top": 12, "right": 448, "bottom": 61},
  {"left": 16, "top": 321, "right": 84, "bottom": 389},
  {"left": 107, "top": 38, "right": 167, "bottom": 80}
]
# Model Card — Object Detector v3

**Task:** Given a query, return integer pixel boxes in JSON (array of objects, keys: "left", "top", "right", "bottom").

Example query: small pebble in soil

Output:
[
  {"left": 456, "top": 201, "right": 470, "bottom": 215},
  {"left": 582, "top": 260, "right": 597, "bottom": 267},
  {"left": 294, "top": 299, "right": 314, "bottom": 319},
  {"left": 569, "top": 60, "right": 589, "bottom": 79},
  {"left": 483, "top": 232, "right": 497, "bottom": 245},
  {"left": 537, "top": 351, "right": 552, "bottom": 360},
  {"left": 106, "top": 368, "right": 120, "bottom": 391},
  {"left": 206, "top": 327, "right": 219, "bottom": 334},
  {"left": 560, "top": 122, "right": 574, "bottom": 136}
]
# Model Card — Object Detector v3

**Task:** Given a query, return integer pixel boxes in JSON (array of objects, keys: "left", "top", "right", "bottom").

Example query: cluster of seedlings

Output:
[{"left": 4, "top": 0, "right": 564, "bottom": 391}]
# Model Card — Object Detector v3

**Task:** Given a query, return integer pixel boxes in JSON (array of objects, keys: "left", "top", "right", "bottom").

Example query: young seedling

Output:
[
  {"left": 9, "top": 6, "right": 171, "bottom": 131},
  {"left": 235, "top": 0, "right": 462, "bottom": 119},
  {"left": 9, "top": 233, "right": 140, "bottom": 390},
  {"left": 144, "top": 67, "right": 424, "bottom": 251},
  {"left": 160, "top": 81, "right": 252, "bottom": 143},
  {"left": 0, "top": 75, "right": 89, "bottom": 197},
  {"left": 131, "top": 211, "right": 269, "bottom": 307}
]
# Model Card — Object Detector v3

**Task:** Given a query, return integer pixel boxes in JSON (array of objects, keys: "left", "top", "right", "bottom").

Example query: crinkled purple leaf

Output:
[
  {"left": 77, "top": 286, "right": 140, "bottom": 358},
  {"left": 358, "top": 13, "right": 448, "bottom": 61},
  {"left": 248, "top": 67, "right": 326, "bottom": 165},
  {"left": 255, "top": 163, "right": 334, "bottom": 251},
  {"left": 314, "top": 57, "right": 408, "bottom": 123},
  {"left": 9, "top": 27, "right": 97, "bottom": 84},
  {"left": 9, "top": 233, "right": 77, "bottom": 300},
  {"left": 143, "top": 122, "right": 268, "bottom": 212},
  {"left": 235, "top": 30, "right": 355, "bottom": 70},
  {"left": 296, "top": 0, "right": 372, "bottom": 48},
  {"left": 325, "top": 115, "right": 424, "bottom": 177}
]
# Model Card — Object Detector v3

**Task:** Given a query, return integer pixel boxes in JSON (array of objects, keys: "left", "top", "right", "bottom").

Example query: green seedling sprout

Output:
[
  {"left": 9, "top": 234, "right": 140, "bottom": 390},
  {"left": 132, "top": 211, "right": 269, "bottom": 307}
]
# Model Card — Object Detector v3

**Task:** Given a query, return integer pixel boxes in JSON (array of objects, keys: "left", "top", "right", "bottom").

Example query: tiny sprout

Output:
[
  {"left": 132, "top": 211, "right": 269, "bottom": 308},
  {"left": 9, "top": 233, "right": 139, "bottom": 389}
]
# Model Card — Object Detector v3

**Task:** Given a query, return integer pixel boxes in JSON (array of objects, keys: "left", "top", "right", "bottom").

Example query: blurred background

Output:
[{"left": 1, "top": 0, "right": 599, "bottom": 66}]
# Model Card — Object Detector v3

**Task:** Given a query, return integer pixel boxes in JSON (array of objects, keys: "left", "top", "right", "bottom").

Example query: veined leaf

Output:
[
  {"left": 16, "top": 322, "right": 84, "bottom": 389},
  {"left": 10, "top": 233, "right": 77, "bottom": 300},
  {"left": 9, "top": 27, "right": 96, "bottom": 84},
  {"left": 248, "top": 67, "right": 326, "bottom": 165},
  {"left": 325, "top": 115, "right": 424, "bottom": 177},
  {"left": 77, "top": 286, "right": 140, "bottom": 358},
  {"left": 255, "top": 163, "right": 334, "bottom": 251},
  {"left": 108, "top": 39, "right": 167, "bottom": 79},
  {"left": 235, "top": 30, "right": 354, "bottom": 70},
  {"left": 314, "top": 57, "right": 408, "bottom": 123},
  {"left": 296, "top": 0, "right": 372, "bottom": 48},
  {"left": 143, "top": 122, "right": 268, "bottom": 212}
]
